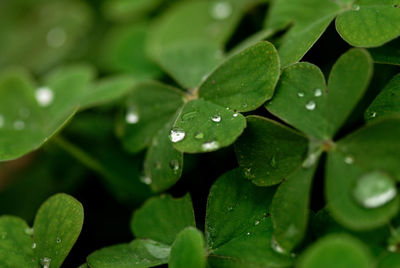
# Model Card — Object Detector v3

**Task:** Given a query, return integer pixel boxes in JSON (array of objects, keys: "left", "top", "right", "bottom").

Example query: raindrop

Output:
[
  {"left": 271, "top": 236, "right": 287, "bottom": 254},
  {"left": 314, "top": 88, "right": 323, "bottom": 97},
  {"left": 246, "top": 232, "right": 250, "bottom": 236},
  {"left": 233, "top": 111, "right": 239, "bottom": 117},
  {"left": 0, "top": 115, "right": 4, "bottom": 128},
  {"left": 194, "top": 132, "right": 204, "bottom": 139},
  {"left": 169, "top": 160, "right": 180, "bottom": 172},
  {"left": 169, "top": 128, "right": 186, "bottom": 143},
  {"left": 297, "top": 92, "right": 305, "bottom": 98},
  {"left": 32, "top": 242, "right": 37, "bottom": 249},
  {"left": 211, "top": 115, "right": 222, "bottom": 123},
  {"left": 47, "top": 27, "right": 67, "bottom": 48},
  {"left": 255, "top": 220, "right": 260, "bottom": 226},
  {"left": 35, "top": 87, "right": 54, "bottom": 107},
  {"left": 140, "top": 176, "right": 152, "bottom": 185},
  {"left": 210, "top": 1, "right": 232, "bottom": 20},
  {"left": 25, "top": 228, "right": 34, "bottom": 236},
  {"left": 305, "top": 100, "right": 316, "bottom": 111},
  {"left": 202, "top": 141, "right": 219, "bottom": 151},
  {"left": 371, "top": 112, "right": 377, "bottom": 118},
  {"left": 40, "top": 257, "right": 51, "bottom": 268},
  {"left": 344, "top": 155, "right": 354, "bottom": 164},
  {"left": 352, "top": 4, "right": 360, "bottom": 11},
  {"left": 13, "top": 120, "right": 25, "bottom": 130},
  {"left": 56, "top": 237, "right": 62, "bottom": 243},
  {"left": 353, "top": 171, "right": 397, "bottom": 209},
  {"left": 125, "top": 108, "right": 139, "bottom": 124}
]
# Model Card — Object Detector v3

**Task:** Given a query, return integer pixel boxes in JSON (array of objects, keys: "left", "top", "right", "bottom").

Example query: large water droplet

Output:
[
  {"left": 305, "top": 100, "right": 316, "bottom": 111},
  {"left": 0, "top": 115, "right": 4, "bottom": 128},
  {"left": 210, "top": 1, "right": 232, "bottom": 20},
  {"left": 40, "top": 257, "right": 51, "bottom": 268},
  {"left": 35, "top": 87, "right": 54, "bottom": 107},
  {"left": 169, "top": 160, "right": 179, "bottom": 173},
  {"left": 202, "top": 141, "right": 219, "bottom": 151},
  {"left": 140, "top": 176, "right": 152, "bottom": 185},
  {"left": 353, "top": 171, "right": 397, "bottom": 208},
  {"left": 211, "top": 115, "right": 222, "bottom": 123},
  {"left": 314, "top": 88, "right": 323, "bottom": 97},
  {"left": 47, "top": 27, "right": 67, "bottom": 48},
  {"left": 13, "top": 120, "right": 25, "bottom": 130},
  {"left": 169, "top": 128, "right": 185, "bottom": 143},
  {"left": 125, "top": 108, "right": 139, "bottom": 124}
]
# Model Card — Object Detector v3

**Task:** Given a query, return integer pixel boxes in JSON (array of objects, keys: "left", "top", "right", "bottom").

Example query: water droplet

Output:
[
  {"left": 344, "top": 155, "right": 354, "bottom": 164},
  {"left": 125, "top": 108, "right": 139, "bottom": 124},
  {"left": 13, "top": 120, "right": 25, "bottom": 130},
  {"left": 297, "top": 92, "right": 305, "bottom": 98},
  {"left": 35, "top": 87, "right": 54, "bottom": 107},
  {"left": 47, "top": 27, "right": 67, "bottom": 48},
  {"left": 211, "top": 115, "right": 222, "bottom": 123},
  {"left": 32, "top": 242, "right": 37, "bottom": 249},
  {"left": 0, "top": 115, "right": 4, "bottom": 128},
  {"left": 352, "top": 4, "right": 360, "bottom": 11},
  {"left": 255, "top": 220, "right": 260, "bottom": 226},
  {"left": 140, "top": 176, "right": 152, "bottom": 185},
  {"left": 169, "top": 128, "right": 185, "bottom": 143},
  {"left": 202, "top": 141, "right": 219, "bottom": 151},
  {"left": 25, "top": 228, "right": 34, "bottom": 236},
  {"left": 40, "top": 257, "right": 51, "bottom": 268},
  {"left": 1, "top": 232, "right": 7, "bottom": 239},
  {"left": 271, "top": 236, "right": 287, "bottom": 254},
  {"left": 233, "top": 112, "right": 239, "bottom": 117},
  {"left": 169, "top": 160, "right": 179, "bottom": 172},
  {"left": 270, "top": 155, "right": 277, "bottom": 168},
  {"left": 302, "top": 152, "right": 319, "bottom": 168},
  {"left": 227, "top": 206, "right": 233, "bottom": 211},
  {"left": 314, "top": 88, "right": 323, "bottom": 97},
  {"left": 305, "top": 100, "right": 316, "bottom": 111},
  {"left": 194, "top": 132, "right": 204, "bottom": 139},
  {"left": 371, "top": 112, "right": 377, "bottom": 118},
  {"left": 182, "top": 111, "right": 198, "bottom": 121},
  {"left": 353, "top": 171, "right": 397, "bottom": 209},
  {"left": 246, "top": 232, "right": 250, "bottom": 236},
  {"left": 56, "top": 237, "right": 62, "bottom": 243},
  {"left": 244, "top": 167, "right": 252, "bottom": 178},
  {"left": 210, "top": 1, "right": 232, "bottom": 20}
]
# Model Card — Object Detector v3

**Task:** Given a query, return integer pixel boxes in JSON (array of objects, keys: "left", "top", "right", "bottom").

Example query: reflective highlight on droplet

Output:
[
  {"left": 314, "top": 88, "right": 322, "bottom": 97},
  {"left": 211, "top": 115, "right": 222, "bottom": 123},
  {"left": 35, "top": 87, "right": 54, "bottom": 107},
  {"left": 140, "top": 176, "right": 152, "bottom": 185},
  {"left": 40, "top": 257, "right": 51, "bottom": 268},
  {"left": 125, "top": 109, "right": 139, "bottom": 124},
  {"left": 13, "top": 120, "right": 25, "bottom": 130},
  {"left": 210, "top": 1, "right": 232, "bottom": 20},
  {"left": 202, "top": 141, "right": 219, "bottom": 151},
  {"left": 305, "top": 100, "right": 316, "bottom": 110},
  {"left": 169, "top": 128, "right": 185, "bottom": 143}
]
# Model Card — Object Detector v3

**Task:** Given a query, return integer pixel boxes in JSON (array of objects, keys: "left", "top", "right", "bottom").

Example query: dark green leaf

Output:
[{"left": 369, "top": 38, "right": 400, "bottom": 66}]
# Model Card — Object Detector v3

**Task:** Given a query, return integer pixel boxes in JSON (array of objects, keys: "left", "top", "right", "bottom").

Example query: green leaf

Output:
[
  {"left": 336, "top": 0, "right": 400, "bottom": 47},
  {"left": 297, "top": 234, "right": 372, "bottom": 268},
  {"left": 33, "top": 193, "right": 84, "bottom": 268},
  {"left": 235, "top": 116, "right": 309, "bottom": 186},
  {"left": 266, "top": 49, "right": 373, "bottom": 140},
  {"left": 199, "top": 42, "right": 280, "bottom": 112},
  {"left": 0, "top": 216, "right": 35, "bottom": 267},
  {"left": 369, "top": 38, "right": 400, "bottom": 65},
  {"left": 378, "top": 253, "right": 400, "bottom": 268},
  {"left": 365, "top": 73, "right": 400, "bottom": 121},
  {"left": 102, "top": 0, "right": 164, "bottom": 22},
  {"left": 98, "top": 23, "right": 162, "bottom": 78},
  {"left": 264, "top": 0, "right": 341, "bottom": 67},
  {"left": 87, "top": 239, "right": 170, "bottom": 268},
  {"left": 144, "top": 120, "right": 183, "bottom": 192},
  {"left": 271, "top": 165, "right": 317, "bottom": 252},
  {"left": 119, "top": 81, "right": 185, "bottom": 153},
  {"left": 171, "top": 99, "right": 246, "bottom": 153},
  {"left": 131, "top": 194, "right": 195, "bottom": 245},
  {"left": 169, "top": 227, "right": 206, "bottom": 268},
  {"left": 148, "top": 1, "right": 242, "bottom": 88},
  {"left": 206, "top": 169, "right": 294, "bottom": 267}
]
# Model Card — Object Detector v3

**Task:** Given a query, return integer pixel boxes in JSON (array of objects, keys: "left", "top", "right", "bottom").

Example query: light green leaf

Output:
[
  {"left": 169, "top": 227, "right": 206, "bottom": 268},
  {"left": 336, "top": 0, "right": 400, "bottom": 47},
  {"left": 171, "top": 99, "right": 246, "bottom": 153},
  {"left": 266, "top": 49, "right": 373, "bottom": 140},
  {"left": 297, "top": 234, "right": 372, "bottom": 268},
  {"left": 131, "top": 194, "right": 195, "bottom": 245},
  {"left": 33, "top": 193, "right": 84, "bottom": 268},
  {"left": 235, "top": 116, "right": 309, "bottom": 186},
  {"left": 102, "top": 0, "right": 164, "bottom": 21},
  {"left": 199, "top": 42, "right": 280, "bottom": 112},
  {"left": 119, "top": 81, "right": 185, "bottom": 153},
  {"left": 144, "top": 119, "right": 183, "bottom": 192},
  {"left": 365, "top": 73, "right": 400, "bottom": 121},
  {"left": 0, "top": 216, "right": 35, "bottom": 268},
  {"left": 87, "top": 239, "right": 170, "bottom": 268},
  {"left": 206, "top": 169, "right": 294, "bottom": 268}
]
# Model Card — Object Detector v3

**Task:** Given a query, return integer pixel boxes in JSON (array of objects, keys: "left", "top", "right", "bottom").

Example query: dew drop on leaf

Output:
[
  {"left": 270, "top": 155, "right": 277, "bottom": 168},
  {"left": 40, "top": 257, "right": 51, "bottom": 268},
  {"left": 194, "top": 132, "right": 204, "bottom": 139},
  {"left": 125, "top": 108, "right": 139, "bottom": 124},
  {"left": 255, "top": 220, "right": 260, "bottom": 226},
  {"left": 13, "top": 120, "right": 25, "bottom": 130},
  {"left": 271, "top": 235, "right": 287, "bottom": 254},
  {"left": 169, "top": 159, "right": 180, "bottom": 172},
  {"left": 297, "top": 92, "right": 305, "bottom": 98},
  {"left": 211, "top": 115, "right": 222, "bottom": 123},
  {"left": 344, "top": 155, "right": 354, "bottom": 164},
  {"left": 353, "top": 171, "right": 397, "bottom": 209},
  {"left": 352, "top": 4, "right": 360, "bottom": 11},
  {"left": 202, "top": 140, "right": 219, "bottom": 151},
  {"left": 305, "top": 100, "right": 316, "bottom": 111},
  {"left": 169, "top": 128, "right": 186, "bottom": 143},
  {"left": 140, "top": 176, "right": 152, "bottom": 185},
  {"left": 210, "top": 1, "right": 232, "bottom": 20},
  {"left": 47, "top": 27, "right": 67, "bottom": 48},
  {"left": 56, "top": 237, "right": 62, "bottom": 243},
  {"left": 35, "top": 87, "right": 54, "bottom": 107},
  {"left": 24, "top": 227, "right": 34, "bottom": 236},
  {"left": 314, "top": 88, "right": 323, "bottom": 97},
  {"left": 32, "top": 242, "right": 37, "bottom": 249},
  {"left": 246, "top": 232, "right": 250, "bottom": 236}
]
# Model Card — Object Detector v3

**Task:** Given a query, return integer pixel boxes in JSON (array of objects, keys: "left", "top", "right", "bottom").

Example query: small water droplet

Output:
[
  {"left": 353, "top": 171, "right": 397, "bottom": 209},
  {"left": 210, "top": 1, "right": 232, "bottom": 20},
  {"left": 255, "top": 220, "right": 260, "bottom": 226},
  {"left": 194, "top": 132, "right": 204, "bottom": 139},
  {"left": 25, "top": 228, "right": 34, "bottom": 236},
  {"left": 35, "top": 87, "right": 54, "bottom": 107},
  {"left": 56, "top": 237, "right": 62, "bottom": 243},
  {"left": 314, "top": 88, "right": 323, "bottom": 97},
  {"left": 233, "top": 112, "right": 239, "bottom": 117},
  {"left": 13, "top": 120, "right": 25, "bottom": 130},
  {"left": 0, "top": 115, "right": 3, "bottom": 128},
  {"left": 244, "top": 167, "right": 252, "bottom": 178},
  {"left": 40, "top": 257, "right": 51, "bottom": 268},
  {"left": 47, "top": 27, "right": 67, "bottom": 48},
  {"left": 297, "top": 92, "right": 305, "bottom": 98},
  {"left": 227, "top": 206, "right": 233, "bottom": 211},
  {"left": 270, "top": 155, "right": 277, "bottom": 168},
  {"left": 388, "top": 244, "right": 397, "bottom": 252},
  {"left": 211, "top": 115, "right": 222, "bottom": 123},
  {"left": 371, "top": 112, "right": 377, "bottom": 118},
  {"left": 305, "top": 100, "right": 316, "bottom": 111},
  {"left": 271, "top": 236, "right": 287, "bottom": 254},
  {"left": 169, "top": 128, "right": 186, "bottom": 143},
  {"left": 344, "top": 155, "right": 354, "bottom": 164},
  {"left": 352, "top": 4, "right": 360, "bottom": 11},
  {"left": 169, "top": 160, "right": 179, "bottom": 172},
  {"left": 125, "top": 108, "right": 139, "bottom": 124},
  {"left": 32, "top": 242, "right": 37, "bottom": 249},
  {"left": 246, "top": 232, "right": 250, "bottom": 236},
  {"left": 140, "top": 176, "right": 152, "bottom": 185},
  {"left": 202, "top": 141, "right": 219, "bottom": 151}
]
